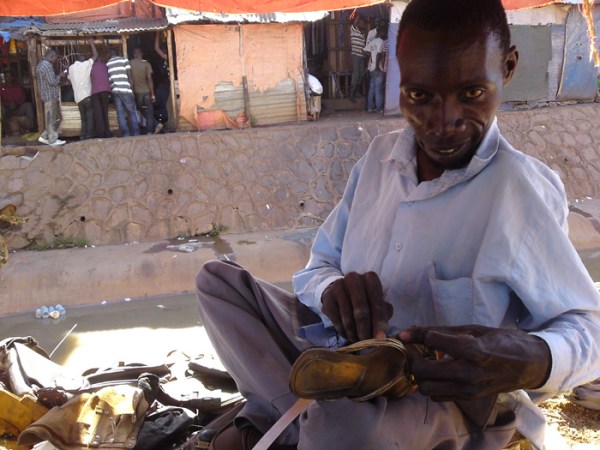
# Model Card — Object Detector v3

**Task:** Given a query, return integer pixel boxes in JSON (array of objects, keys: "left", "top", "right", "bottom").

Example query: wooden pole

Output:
[
  {"left": 121, "top": 33, "right": 128, "bottom": 58},
  {"left": 167, "top": 29, "right": 177, "bottom": 130},
  {"left": 28, "top": 35, "right": 44, "bottom": 134}
]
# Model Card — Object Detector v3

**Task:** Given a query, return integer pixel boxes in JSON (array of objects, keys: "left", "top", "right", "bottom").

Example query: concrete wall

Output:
[{"left": 2, "top": 103, "right": 600, "bottom": 250}]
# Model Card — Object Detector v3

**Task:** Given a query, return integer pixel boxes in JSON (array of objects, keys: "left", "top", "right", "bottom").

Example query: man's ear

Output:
[{"left": 503, "top": 45, "right": 519, "bottom": 86}]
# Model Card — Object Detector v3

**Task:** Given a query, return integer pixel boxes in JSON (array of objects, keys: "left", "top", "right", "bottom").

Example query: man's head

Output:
[
  {"left": 108, "top": 48, "right": 118, "bottom": 58},
  {"left": 377, "top": 24, "right": 388, "bottom": 39},
  {"left": 133, "top": 48, "right": 143, "bottom": 59},
  {"left": 76, "top": 54, "right": 87, "bottom": 62},
  {"left": 44, "top": 49, "right": 58, "bottom": 64},
  {"left": 396, "top": 0, "right": 518, "bottom": 181},
  {"left": 354, "top": 16, "right": 366, "bottom": 30}
]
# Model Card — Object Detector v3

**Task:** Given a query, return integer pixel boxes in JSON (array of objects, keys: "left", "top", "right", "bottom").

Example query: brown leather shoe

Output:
[{"left": 289, "top": 338, "right": 420, "bottom": 402}]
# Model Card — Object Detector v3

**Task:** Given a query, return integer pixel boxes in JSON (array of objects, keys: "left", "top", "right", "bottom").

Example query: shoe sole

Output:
[{"left": 289, "top": 338, "right": 418, "bottom": 402}]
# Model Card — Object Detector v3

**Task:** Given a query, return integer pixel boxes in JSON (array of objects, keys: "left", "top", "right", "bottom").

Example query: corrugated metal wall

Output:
[
  {"left": 213, "top": 76, "right": 306, "bottom": 125},
  {"left": 174, "top": 23, "right": 307, "bottom": 129},
  {"left": 556, "top": 4, "right": 600, "bottom": 101}
]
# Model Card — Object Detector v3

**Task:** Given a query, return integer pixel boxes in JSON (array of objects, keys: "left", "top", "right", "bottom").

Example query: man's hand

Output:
[
  {"left": 399, "top": 325, "right": 552, "bottom": 401},
  {"left": 321, "top": 271, "right": 392, "bottom": 342}
]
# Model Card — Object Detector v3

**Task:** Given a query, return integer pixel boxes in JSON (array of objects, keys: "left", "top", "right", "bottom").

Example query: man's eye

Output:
[
  {"left": 463, "top": 88, "right": 484, "bottom": 99},
  {"left": 407, "top": 90, "right": 428, "bottom": 101}
]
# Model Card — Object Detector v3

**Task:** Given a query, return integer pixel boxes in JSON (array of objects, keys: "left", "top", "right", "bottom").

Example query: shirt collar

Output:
[{"left": 382, "top": 117, "right": 501, "bottom": 200}]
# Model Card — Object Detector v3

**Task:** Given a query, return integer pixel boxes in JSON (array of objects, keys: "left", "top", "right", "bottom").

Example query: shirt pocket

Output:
[{"left": 428, "top": 275, "right": 474, "bottom": 327}]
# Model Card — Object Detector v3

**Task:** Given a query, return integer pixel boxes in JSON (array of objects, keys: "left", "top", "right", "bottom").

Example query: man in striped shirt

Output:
[
  {"left": 349, "top": 16, "right": 367, "bottom": 101},
  {"left": 35, "top": 49, "right": 67, "bottom": 146},
  {"left": 107, "top": 49, "right": 140, "bottom": 137}
]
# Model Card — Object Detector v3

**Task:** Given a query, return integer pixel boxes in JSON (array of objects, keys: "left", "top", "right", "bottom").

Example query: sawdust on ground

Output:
[{"left": 539, "top": 393, "right": 600, "bottom": 448}]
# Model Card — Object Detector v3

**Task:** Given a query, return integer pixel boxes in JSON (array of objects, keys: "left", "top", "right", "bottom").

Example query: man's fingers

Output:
[
  {"left": 364, "top": 271, "right": 390, "bottom": 339},
  {"left": 322, "top": 271, "right": 389, "bottom": 342},
  {"left": 346, "top": 273, "right": 372, "bottom": 341},
  {"left": 336, "top": 280, "right": 359, "bottom": 342},
  {"left": 322, "top": 282, "right": 349, "bottom": 339},
  {"left": 401, "top": 327, "right": 484, "bottom": 362}
]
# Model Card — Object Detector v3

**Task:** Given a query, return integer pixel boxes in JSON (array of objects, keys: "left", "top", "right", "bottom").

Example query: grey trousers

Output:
[
  {"left": 41, "top": 100, "right": 62, "bottom": 144},
  {"left": 195, "top": 260, "right": 518, "bottom": 450}
]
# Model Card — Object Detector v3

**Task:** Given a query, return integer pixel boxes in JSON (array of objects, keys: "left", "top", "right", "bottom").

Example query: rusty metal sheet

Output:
[
  {"left": 247, "top": 77, "right": 306, "bottom": 125},
  {"left": 24, "top": 17, "right": 168, "bottom": 37}
]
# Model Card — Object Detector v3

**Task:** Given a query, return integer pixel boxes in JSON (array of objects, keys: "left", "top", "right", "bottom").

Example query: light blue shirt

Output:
[{"left": 292, "top": 118, "right": 600, "bottom": 447}]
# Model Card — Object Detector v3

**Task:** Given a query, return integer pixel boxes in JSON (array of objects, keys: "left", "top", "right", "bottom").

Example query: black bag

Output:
[{"left": 134, "top": 406, "right": 197, "bottom": 450}]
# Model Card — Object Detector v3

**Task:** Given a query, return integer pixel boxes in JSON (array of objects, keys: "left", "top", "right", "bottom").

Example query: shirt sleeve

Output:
[
  {"left": 292, "top": 156, "right": 366, "bottom": 326},
  {"left": 514, "top": 220, "right": 600, "bottom": 395},
  {"left": 499, "top": 160, "right": 600, "bottom": 395}
]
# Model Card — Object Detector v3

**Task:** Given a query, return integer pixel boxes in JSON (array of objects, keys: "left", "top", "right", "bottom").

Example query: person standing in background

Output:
[
  {"left": 107, "top": 48, "right": 140, "bottom": 137},
  {"left": 130, "top": 47, "right": 156, "bottom": 134},
  {"left": 363, "top": 25, "right": 387, "bottom": 113},
  {"left": 91, "top": 52, "right": 112, "bottom": 138},
  {"left": 349, "top": 16, "right": 367, "bottom": 102},
  {"left": 68, "top": 38, "right": 98, "bottom": 140},
  {"left": 153, "top": 31, "right": 170, "bottom": 134},
  {"left": 0, "top": 71, "right": 35, "bottom": 134},
  {"left": 35, "top": 48, "right": 67, "bottom": 146}
]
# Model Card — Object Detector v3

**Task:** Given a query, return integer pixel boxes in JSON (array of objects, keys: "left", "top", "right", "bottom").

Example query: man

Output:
[
  {"left": 107, "top": 48, "right": 140, "bottom": 137},
  {"left": 0, "top": 71, "right": 35, "bottom": 135},
  {"left": 35, "top": 49, "right": 66, "bottom": 146},
  {"left": 363, "top": 25, "right": 387, "bottom": 113},
  {"left": 195, "top": 0, "right": 600, "bottom": 449},
  {"left": 130, "top": 47, "right": 156, "bottom": 134},
  {"left": 68, "top": 38, "right": 98, "bottom": 140},
  {"left": 365, "top": 18, "right": 381, "bottom": 46},
  {"left": 153, "top": 31, "right": 170, "bottom": 134},
  {"left": 349, "top": 16, "right": 366, "bottom": 102},
  {"left": 91, "top": 52, "right": 112, "bottom": 139}
]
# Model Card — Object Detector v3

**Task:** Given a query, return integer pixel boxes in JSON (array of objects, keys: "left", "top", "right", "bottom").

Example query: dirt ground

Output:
[{"left": 539, "top": 393, "right": 600, "bottom": 448}]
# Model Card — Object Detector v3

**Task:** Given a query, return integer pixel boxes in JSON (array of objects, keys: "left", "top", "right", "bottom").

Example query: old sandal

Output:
[{"left": 289, "top": 337, "right": 419, "bottom": 402}]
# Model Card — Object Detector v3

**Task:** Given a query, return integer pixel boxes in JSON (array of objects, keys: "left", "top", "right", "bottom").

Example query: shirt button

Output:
[{"left": 395, "top": 242, "right": 402, "bottom": 251}]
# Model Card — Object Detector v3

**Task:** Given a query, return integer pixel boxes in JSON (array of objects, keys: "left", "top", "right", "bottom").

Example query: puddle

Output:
[
  {"left": 144, "top": 235, "right": 234, "bottom": 258},
  {"left": 0, "top": 294, "right": 207, "bottom": 373},
  {"left": 0, "top": 282, "right": 294, "bottom": 374}
]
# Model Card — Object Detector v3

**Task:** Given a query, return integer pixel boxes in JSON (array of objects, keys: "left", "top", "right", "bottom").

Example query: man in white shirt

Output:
[
  {"left": 67, "top": 38, "right": 98, "bottom": 140},
  {"left": 194, "top": 0, "right": 600, "bottom": 448},
  {"left": 363, "top": 25, "right": 387, "bottom": 113}
]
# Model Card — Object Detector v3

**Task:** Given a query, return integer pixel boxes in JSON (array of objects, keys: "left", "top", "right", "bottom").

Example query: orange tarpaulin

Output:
[
  {"left": 0, "top": 0, "right": 575, "bottom": 17},
  {"left": 0, "top": 0, "right": 127, "bottom": 16},
  {"left": 149, "top": 0, "right": 568, "bottom": 14},
  {"left": 502, "top": 0, "right": 565, "bottom": 10},
  {"left": 44, "top": 0, "right": 162, "bottom": 23},
  {"left": 150, "top": 0, "right": 386, "bottom": 14}
]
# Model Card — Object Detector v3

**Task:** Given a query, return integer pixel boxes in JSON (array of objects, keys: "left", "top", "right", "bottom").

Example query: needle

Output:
[{"left": 49, "top": 323, "right": 77, "bottom": 358}]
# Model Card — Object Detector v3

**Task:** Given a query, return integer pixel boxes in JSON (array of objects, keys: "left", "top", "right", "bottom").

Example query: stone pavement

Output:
[{"left": 0, "top": 227, "right": 317, "bottom": 317}]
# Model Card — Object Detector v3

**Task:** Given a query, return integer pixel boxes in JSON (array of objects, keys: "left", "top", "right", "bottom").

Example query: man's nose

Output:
[{"left": 426, "top": 99, "right": 466, "bottom": 137}]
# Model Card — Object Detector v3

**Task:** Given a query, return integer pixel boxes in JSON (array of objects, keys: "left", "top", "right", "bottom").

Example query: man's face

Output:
[
  {"left": 397, "top": 25, "right": 518, "bottom": 180},
  {"left": 47, "top": 53, "right": 57, "bottom": 64}
]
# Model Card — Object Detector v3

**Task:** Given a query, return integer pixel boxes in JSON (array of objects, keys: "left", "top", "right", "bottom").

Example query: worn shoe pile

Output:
[
  {"left": 566, "top": 378, "right": 600, "bottom": 411},
  {"left": 0, "top": 336, "right": 243, "bottom": 450}
]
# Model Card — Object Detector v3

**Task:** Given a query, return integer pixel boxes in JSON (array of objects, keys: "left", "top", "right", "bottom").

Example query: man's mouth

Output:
[{"left": 438, "top": 147, "right": 457, "bottom": 154}]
